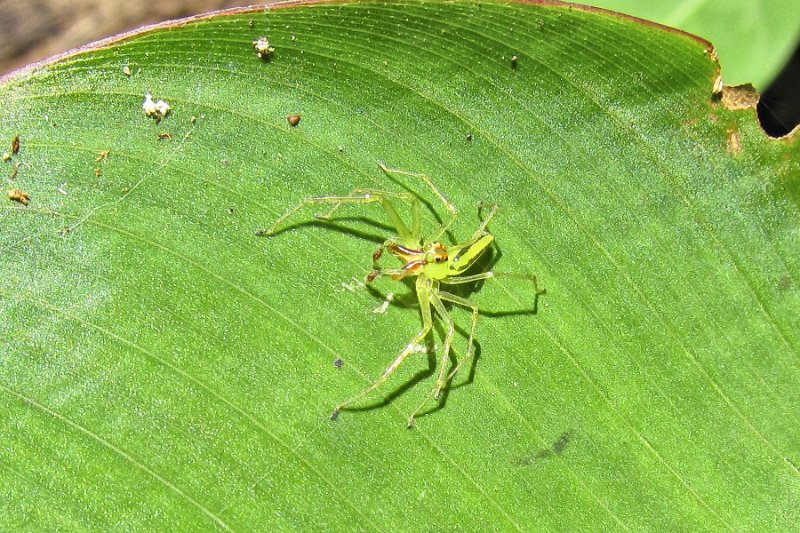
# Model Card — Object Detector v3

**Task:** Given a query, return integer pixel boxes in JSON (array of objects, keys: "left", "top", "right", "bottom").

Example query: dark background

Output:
[{"left": 0, "top": 0, "right": 797, "bottom": 137}]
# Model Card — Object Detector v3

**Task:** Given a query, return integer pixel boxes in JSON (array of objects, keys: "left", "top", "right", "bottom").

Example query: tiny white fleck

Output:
[
  {"left": 155, "top": 99, "right": 170, "bottom": 116},
  {"left": 253, "top": 37, "right": 275, "bottom": 58},
  {"left": 712, "top": 75, "right": 724, "bottom": 96},
  {"left": 142, "top": 93, "right": 157, "bottom": 115},
  {"left": 143, "top": 93, "right": 170, "bottom": 121}
]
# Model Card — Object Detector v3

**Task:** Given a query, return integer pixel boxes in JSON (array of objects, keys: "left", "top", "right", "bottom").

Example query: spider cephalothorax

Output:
[{"left": 369, "top": 241, "right": 450, "bottom": 281}]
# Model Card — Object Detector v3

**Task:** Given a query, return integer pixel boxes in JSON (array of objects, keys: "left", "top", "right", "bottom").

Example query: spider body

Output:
[{"left": 261, "top": 163, "right": 543, "bottom": 427}]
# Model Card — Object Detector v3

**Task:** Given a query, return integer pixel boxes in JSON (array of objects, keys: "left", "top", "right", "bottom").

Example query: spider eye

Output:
[{"left": 435, "top": 254, "right": 448, "bottom": 263}]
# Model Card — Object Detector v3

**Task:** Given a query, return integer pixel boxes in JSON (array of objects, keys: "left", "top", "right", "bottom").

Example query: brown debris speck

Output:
[
  {"left": 7, "top": 189, "right": 30, "bottom": 205},
  {"left": 287, "top": 114, "right": 301, "bottom": 127},
  {"left": 95, "top": 150, "right": 110, "bottom": 162},
  {"left": 94, "top": 168, "right": 102, "bottom": 177},
  {"left": 157, "top": 132, "right": 172, "bottom": 140},
  {"left": 11, "top": 135, "right": 20, "bottom": 155}
]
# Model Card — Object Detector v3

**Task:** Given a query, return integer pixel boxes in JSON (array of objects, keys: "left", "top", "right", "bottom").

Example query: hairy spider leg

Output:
[
  {"left": 261, "top": 191, "right": 417, "bottom": 240},
  {"left": 316, "top": 188, "right": 422, "bottom": 247},
  {"left": 331, "top": 275, "right": 434, "bottom": 419},
  {"left": 446, "top": 271, "right": 546, "bottom": 295},
  {"left": 472, "top": 203, "right": 499, "bottom": 239},
  {"left": 427, "top": 280, "right": 456, "bottom": 399},
  {"left": 378, "top": 163, "right": 459, "bottom": 243},
  {"left": 405, "top": 272, "right": 545, "bottom": 426},
  {"left": 407, "top": 290, "right": 480, "bottom": 427}
]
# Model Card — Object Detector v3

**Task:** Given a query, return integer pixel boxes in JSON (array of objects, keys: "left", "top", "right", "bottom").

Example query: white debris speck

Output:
[
  {"left": 142, "top": 94, "right": 157, "bottom": 115},
  {"left": 143, "top": 93, "right": 170, "bottom": 121},
  {"left": 56, "top": 183, "right": 68, "bottom": 195},
  {"left": 712, "top": 75, "right": 724, "bottom": 96},
  {"left": 253, "top": 37, "right": 275, "bottom": 58},
  {"left": 122, "top": 65, "right": 131, "bottom": 77},
  {"left": 372, "top": 293, "right": 394, "bottom": 314}
]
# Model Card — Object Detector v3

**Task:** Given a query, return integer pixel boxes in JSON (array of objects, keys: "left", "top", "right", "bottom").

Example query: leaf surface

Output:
[
  {"left": 577, "top": 0, "right": 800, "bottom": 87},
  {"left": 1, "top": 1, "right": 798, "bottom": 530}
]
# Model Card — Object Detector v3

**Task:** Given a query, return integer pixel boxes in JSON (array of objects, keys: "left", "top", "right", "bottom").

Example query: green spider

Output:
[{"left": 260, "top": 162, "right": 544, "bottom": 427}]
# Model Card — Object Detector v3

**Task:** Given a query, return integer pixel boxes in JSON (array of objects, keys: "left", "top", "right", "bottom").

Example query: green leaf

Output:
[
  {"left": 1, "top": 1, "right": 798, "bottom": 530},
  {"left": 572, "top": 0, "right": 800, "bottom": 87}
]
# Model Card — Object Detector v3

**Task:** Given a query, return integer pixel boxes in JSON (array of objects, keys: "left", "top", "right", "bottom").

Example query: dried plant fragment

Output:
[
  {"left": 721, "top": 84, "right": 759, "bottom": 111},
  {"left": 727, "top": 130, "right": 741, "bottom": 154},
  {"left": 7, "top": 189, "right": 30, "bottom": 205}
]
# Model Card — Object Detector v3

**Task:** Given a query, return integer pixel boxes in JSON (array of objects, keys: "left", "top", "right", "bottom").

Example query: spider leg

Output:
[
  {"left": 471, "top": 202, "right": 499, "bottom": 240},
  {"left": 437, "top": 291, "right": 480, "bottom": 386},
  {"left": 259, "top": 194, "right": 386, "bottom": 236},
  {"left": 429, "top": 288, "right": 455, "bottom": 401},
  {"left": 260, "top": 190, "right": 421, "bottom": 245},
  {"left": 378, "top": 162, "right": 458, "bottom": 243},
  {"left": 406, "top": 285, "right": 455, "bottom": 428},
  {"left": 317, "top": 188, "right": 421, "bottom": 244},
  {"left": 443, "top": 271, "right": 546, "bottom": 300},
  {"left": 407, "top": 290, "right": 479, "bottom": 428},
  {"left": 332, "top": 275, "right": 433, "bottom": 420},
  {"left": 366, "top": 267, "right": 417, "bottom": 283}
]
